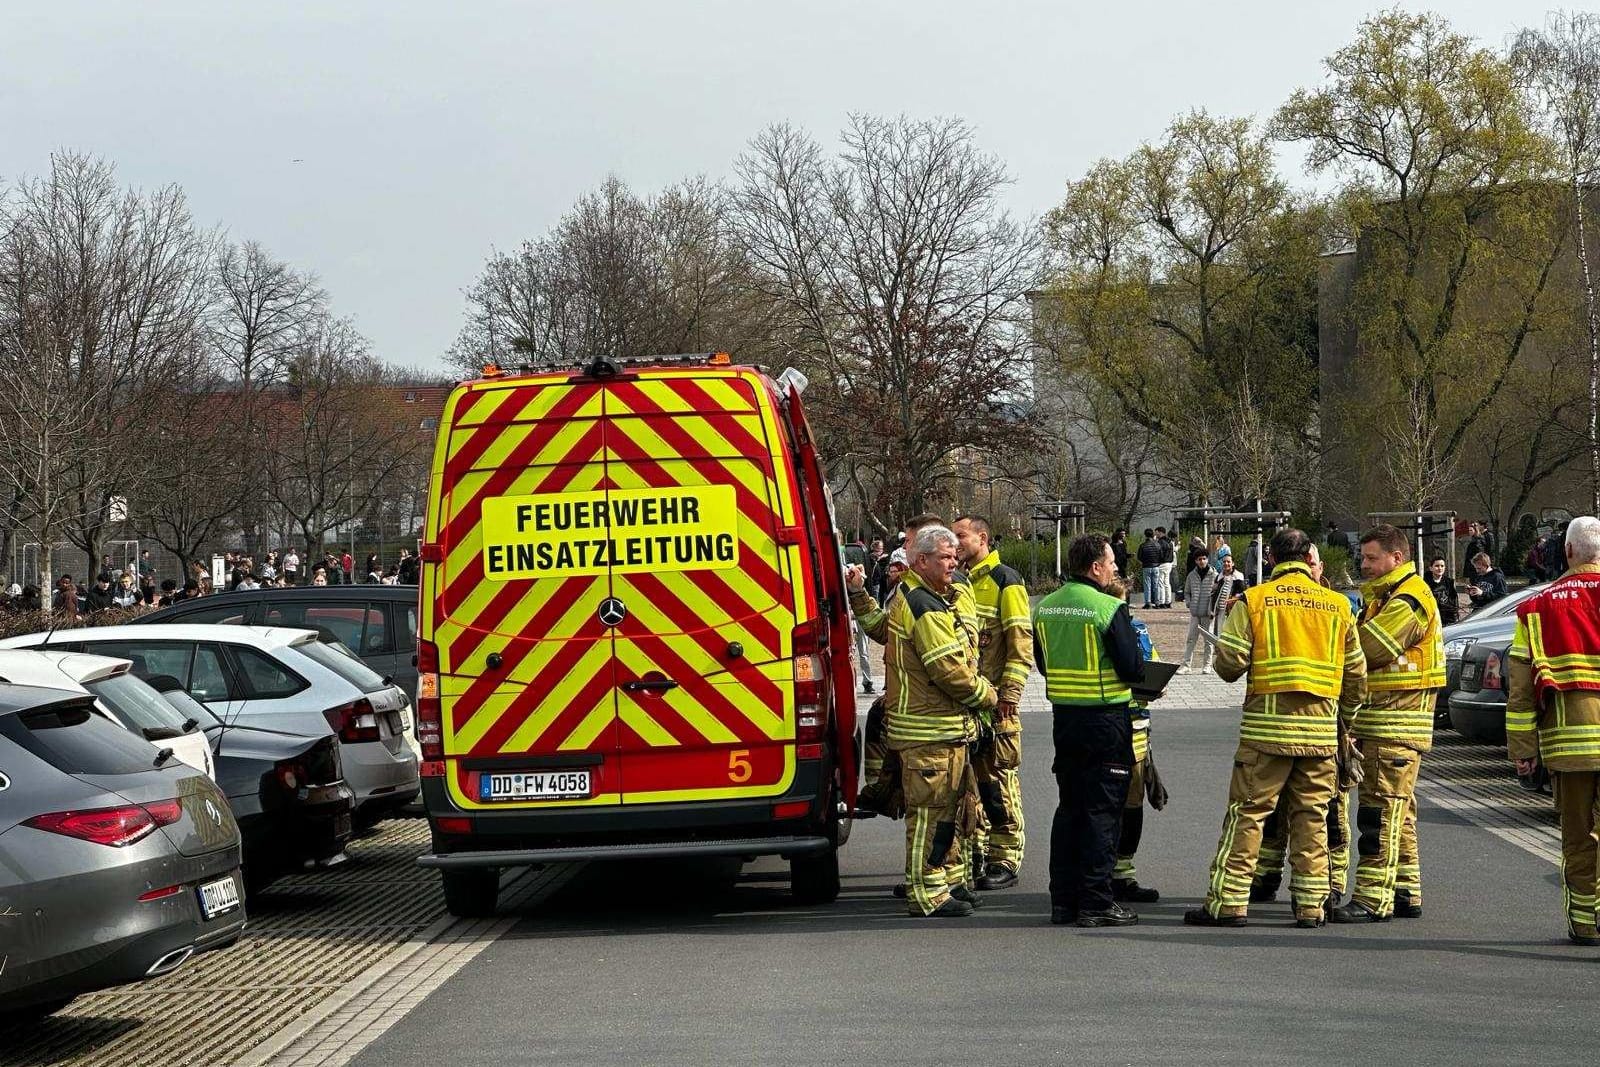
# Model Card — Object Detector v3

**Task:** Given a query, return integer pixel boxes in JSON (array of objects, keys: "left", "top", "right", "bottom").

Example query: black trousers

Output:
[{"left": 1049, "top": 705, "right": 1135, "bottom": 913}]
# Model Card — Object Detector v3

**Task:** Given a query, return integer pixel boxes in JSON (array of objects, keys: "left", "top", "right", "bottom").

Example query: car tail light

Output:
[
  {"left": 26, "top": 801, "right": 182, "bottom": 848},
  {"left": 434, "top": 816, "right": 472, "bottom": 835},
  {"left": 1483, "top": 651, "right": 1504, "bottom": 691},
  {"left": 324, "top": 698, "right": 380, "bottom": 743},
  {"left": 416, "top": 640, "right": 443, "bottom": 760},
  {"left": 138, "top": 884, "right": 182, "bottom": 901},
  {"left": 792, "top": 620, "right": 826, "bottom": 745}
]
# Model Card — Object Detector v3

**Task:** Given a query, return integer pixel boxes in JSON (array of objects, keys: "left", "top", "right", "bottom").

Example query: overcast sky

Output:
[{"left": 0, "top": 1, "right": 1541, "bottom": 373}]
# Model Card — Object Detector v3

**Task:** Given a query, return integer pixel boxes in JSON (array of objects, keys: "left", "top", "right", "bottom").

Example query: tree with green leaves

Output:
[
  {"left": 1275, "top": 10, "right": 1562, "bottom": 513},
  {"left": 1037, "top": 110, "right": 1323, "bottom": 511}
]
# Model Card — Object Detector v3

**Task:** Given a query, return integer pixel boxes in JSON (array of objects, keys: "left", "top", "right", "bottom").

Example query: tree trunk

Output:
[{"left": 1575, "top": 179, "right": 1600, "bottom": 515}]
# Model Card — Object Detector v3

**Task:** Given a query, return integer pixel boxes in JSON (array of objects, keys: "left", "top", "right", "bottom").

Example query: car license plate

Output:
[
  {"left": 198, "top": 875, "right": 240, "bottom": 919},
  {"left": 479, "top": 770, "right": 591, "bottom": 801}
]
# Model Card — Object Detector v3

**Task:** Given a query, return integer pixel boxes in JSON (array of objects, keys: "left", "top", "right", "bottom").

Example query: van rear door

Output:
[
  {"left": 601, "top": 371, "right": 802, "bottom": 803},
  {"left": 431, "top": 378, "right": 621, "bottom": 810}
]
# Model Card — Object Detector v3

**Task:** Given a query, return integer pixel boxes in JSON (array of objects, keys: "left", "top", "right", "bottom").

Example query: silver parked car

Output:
[
  {"left": 0, "top": 685, "right": 247, "bottom": 1024},
  {"left": 0, "top": 625, "right": 419, "bottom": 828}
]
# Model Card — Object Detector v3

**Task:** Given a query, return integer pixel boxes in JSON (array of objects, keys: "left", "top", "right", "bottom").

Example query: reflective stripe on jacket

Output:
[
  {"left": 1240, "top": 563, "right": 1357, "bottom": 699},
  {"left": 1215, "top": 561, "right": 1366, "bottom": 753},
  {"left": 1507, "top": 566, "right": 1600, "bottom": 769},
  {"left": 1034, "top": 578, "right": 1133, "bottom": 706},
  {"left": 1351, "top": 563, "right": 1444, "bottom": 750},
  {"left": 884, "top": 571, "right": 994, "bottom": 747},
  {"left": 968, "top": 550, "right": 1033, "bottom": 708}
]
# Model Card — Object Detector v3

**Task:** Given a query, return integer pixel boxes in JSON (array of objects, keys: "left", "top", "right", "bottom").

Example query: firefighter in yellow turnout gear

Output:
[
  {"left": 849, "top": 514, "right": 980, "bottom": 821},
  {"left": 1330, "top": 524, "right": 1444, "bottom": 923},
  {"left": 1506, "top": 515, "right": 1600, "bottom": 945},
  {"left": 1186, "top": 528, "right": 1366, "bottom": 928},
  {"left": 952, "top": 516, "right": 1031, "bottom": 890},
  {"left": 882, "top": 524, "right": 998, "bottom": 917},
  {"left": 1251, "top": 543, "right": 1353, "bottom": 910}
]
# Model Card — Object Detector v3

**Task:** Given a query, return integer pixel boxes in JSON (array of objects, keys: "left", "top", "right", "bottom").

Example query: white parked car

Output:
[
  {"left": 0, "top": 625, "right": 419, "bottom": 827},
  {"left": 0, "top": 649, "right": 215, "bottom": 779}
]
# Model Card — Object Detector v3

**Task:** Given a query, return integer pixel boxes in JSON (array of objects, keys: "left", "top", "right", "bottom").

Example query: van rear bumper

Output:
[
  {"left": 417, "top": 760, "right": 835, "bottom": 868},
  {"left": 419, "top": 835, "right": 830, "bottom": 868}
]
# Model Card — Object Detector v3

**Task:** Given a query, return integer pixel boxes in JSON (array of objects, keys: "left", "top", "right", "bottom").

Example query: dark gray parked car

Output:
[
  {"left": 1437, "top": 582, "right": 1547, "bottom": 726},
  {"left": 0, "top": 686, "right": 247, "bottom": 1023},
  {"left": 134, "top": 584, "right": 419, "bottom": 696}
]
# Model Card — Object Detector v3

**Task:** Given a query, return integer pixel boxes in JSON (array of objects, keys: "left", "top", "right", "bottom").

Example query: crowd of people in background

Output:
[
  {"left": 0, "top": 545, "right": 421, "bottom": 618},
  {"left": 1106, "top": 518, "right": 1519, "bottom": 634}
]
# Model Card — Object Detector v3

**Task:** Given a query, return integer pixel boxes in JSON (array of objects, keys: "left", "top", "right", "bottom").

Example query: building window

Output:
[
  {"left": 419, "top": 416, "right": 438, "bottom": 430},
  {"left": 404, "top": 390, "right": 417, "bottom": 403}
]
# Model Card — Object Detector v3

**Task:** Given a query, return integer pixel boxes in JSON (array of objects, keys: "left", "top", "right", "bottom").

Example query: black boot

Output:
[
  {"left": 1077, "top": 902, "right": 1138, "bottom": 928},
  {"left": 1112, "top": 878, "right": 1160, "bottom": 903},
  {"left": 1329, "top": 901, "right": 1390, "bottom": 924},
  {"left": 1049, "top": 905, "right": 1077, "bottom": 926},
  {"left": 1183, "top": 907, "right": 1247, "bottom": 927},
  {"left": 925, "top": 897, "right": 973, "bottom": 918},
  {"left": 977, "top": 863, "right": 1019, "bottom": 891},
  {"left": 950, "top": 884, "right": 984, "bottom": 910},
  {"left": 1394, "top": 891, "right": 1423, "bottom": 918}
]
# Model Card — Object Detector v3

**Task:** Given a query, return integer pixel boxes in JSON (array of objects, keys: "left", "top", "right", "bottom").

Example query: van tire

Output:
[
  {"left": 442, "top": 867, "right": 500, "bottom": 917},
  {"left": 791, "top": 846, "right": 840, "bottom": 904}
]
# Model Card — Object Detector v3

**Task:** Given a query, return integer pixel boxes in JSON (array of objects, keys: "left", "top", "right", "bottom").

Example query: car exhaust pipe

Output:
[{"left": 145, "top": 945, "right": 194, "bottom": 977}]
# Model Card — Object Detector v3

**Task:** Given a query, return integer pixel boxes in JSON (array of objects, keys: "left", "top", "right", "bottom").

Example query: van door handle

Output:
[{"left": 623, "top": 679, "right": 679, "bottom": 692}]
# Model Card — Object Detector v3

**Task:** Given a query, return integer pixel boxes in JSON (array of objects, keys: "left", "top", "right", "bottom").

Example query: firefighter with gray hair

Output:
[{"left": 882, "top": 523, "right": 997, "bottom": 917}]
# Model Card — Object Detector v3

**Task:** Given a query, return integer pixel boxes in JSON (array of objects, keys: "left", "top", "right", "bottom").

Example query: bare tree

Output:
[
  {"left": 1515, "top": 11, "right": 1600, "bottom": 512},
  {"left": 209, "top": 240, "right": 326, "bottom": 552},
  {"left": 732, "top": 116, "right": 1040, "bottom": 521},
  {"left": 450, "top": 176, "right": 759, "bottom": 374},
  {"left": 266, "top": 318, "right": 433, "bottom": 559},
  {"left": 0, "top": 153, "right": 212, "bottom": 593},
  {"left": 133, "top": 357, "right": 254, "bottom": 578}
]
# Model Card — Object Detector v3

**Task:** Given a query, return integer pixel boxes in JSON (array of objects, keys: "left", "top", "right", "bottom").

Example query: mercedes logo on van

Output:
[
  {"left": 598, "top": 597, "right": 627, "bottom": 628},
  {"left": 0, "top": 771, "right": 8, "bottom": 792}
]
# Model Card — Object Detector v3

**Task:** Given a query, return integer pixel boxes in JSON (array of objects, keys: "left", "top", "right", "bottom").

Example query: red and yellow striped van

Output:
[{"left": 414, "top": 354, "right": 857, "bottom": 915}]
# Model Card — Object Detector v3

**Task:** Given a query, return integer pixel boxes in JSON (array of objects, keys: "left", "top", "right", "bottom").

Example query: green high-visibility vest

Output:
[{"left": 1033, "top": 578, "right": 1133, "bottom": 706}]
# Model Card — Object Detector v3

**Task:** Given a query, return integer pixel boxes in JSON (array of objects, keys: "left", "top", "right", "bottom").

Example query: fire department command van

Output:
[{"left": 414, "top": 353, "right": 859, "bottom": 916}]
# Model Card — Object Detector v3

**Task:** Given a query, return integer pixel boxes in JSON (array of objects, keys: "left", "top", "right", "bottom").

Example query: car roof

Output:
[
  {"left": 148, "top": 585, "right": 417, "bottom": 607},
  {"left": 0, "top": 649, "right": 129, "bottom": 691},
  {"left": 0, "top": 624, "right": 322, "bottom": 649},
  {"left": 0, "top": 683, "right": 100, "bottom": 717}
]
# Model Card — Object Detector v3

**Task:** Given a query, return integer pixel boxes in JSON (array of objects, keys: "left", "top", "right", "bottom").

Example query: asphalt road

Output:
[{"left": 352, "top": 705, "right": 1595, "bottom": 1067}]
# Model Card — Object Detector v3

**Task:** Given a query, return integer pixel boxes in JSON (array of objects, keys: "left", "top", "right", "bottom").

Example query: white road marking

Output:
[{"left": 238, "top": 864, "right": 580, "bottom": 1067}]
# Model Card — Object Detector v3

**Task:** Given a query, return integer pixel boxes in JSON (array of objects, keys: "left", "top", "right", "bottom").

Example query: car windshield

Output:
[
  {"left": 85, "top": 672, "right": 200, "bottom": 738},
  {"left": 295, "top": 638, "right": 389, "bottom": 692}
]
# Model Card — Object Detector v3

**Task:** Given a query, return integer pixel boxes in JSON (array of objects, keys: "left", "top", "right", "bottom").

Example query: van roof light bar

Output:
[{"left": 479, "top": 352, "right": 736, "bottom": 378}]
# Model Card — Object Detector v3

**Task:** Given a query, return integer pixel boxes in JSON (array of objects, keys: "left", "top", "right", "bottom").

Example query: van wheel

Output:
[
  {"left": 791, "top": 847, "right": 840, "bottom": 904},
  {"left": 442, "top": 867, "right": 500, "bottom": 917}
]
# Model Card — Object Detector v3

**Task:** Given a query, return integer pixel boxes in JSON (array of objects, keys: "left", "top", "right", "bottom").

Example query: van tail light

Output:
[
  {"left": 793, "top": 620, "right": 827, "bottom": 747},
  {"left": 324, "top": 698, "right": 380, "bottom": 744},
  {"left": 416, "top": 640, "right": 443, "bottom": 760},
  {"left": 26, "top": 800, "right": 182, "bottom": 848},
  {"left": 1483, "top": 651, "right": 1504, "bottom": 691}
]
